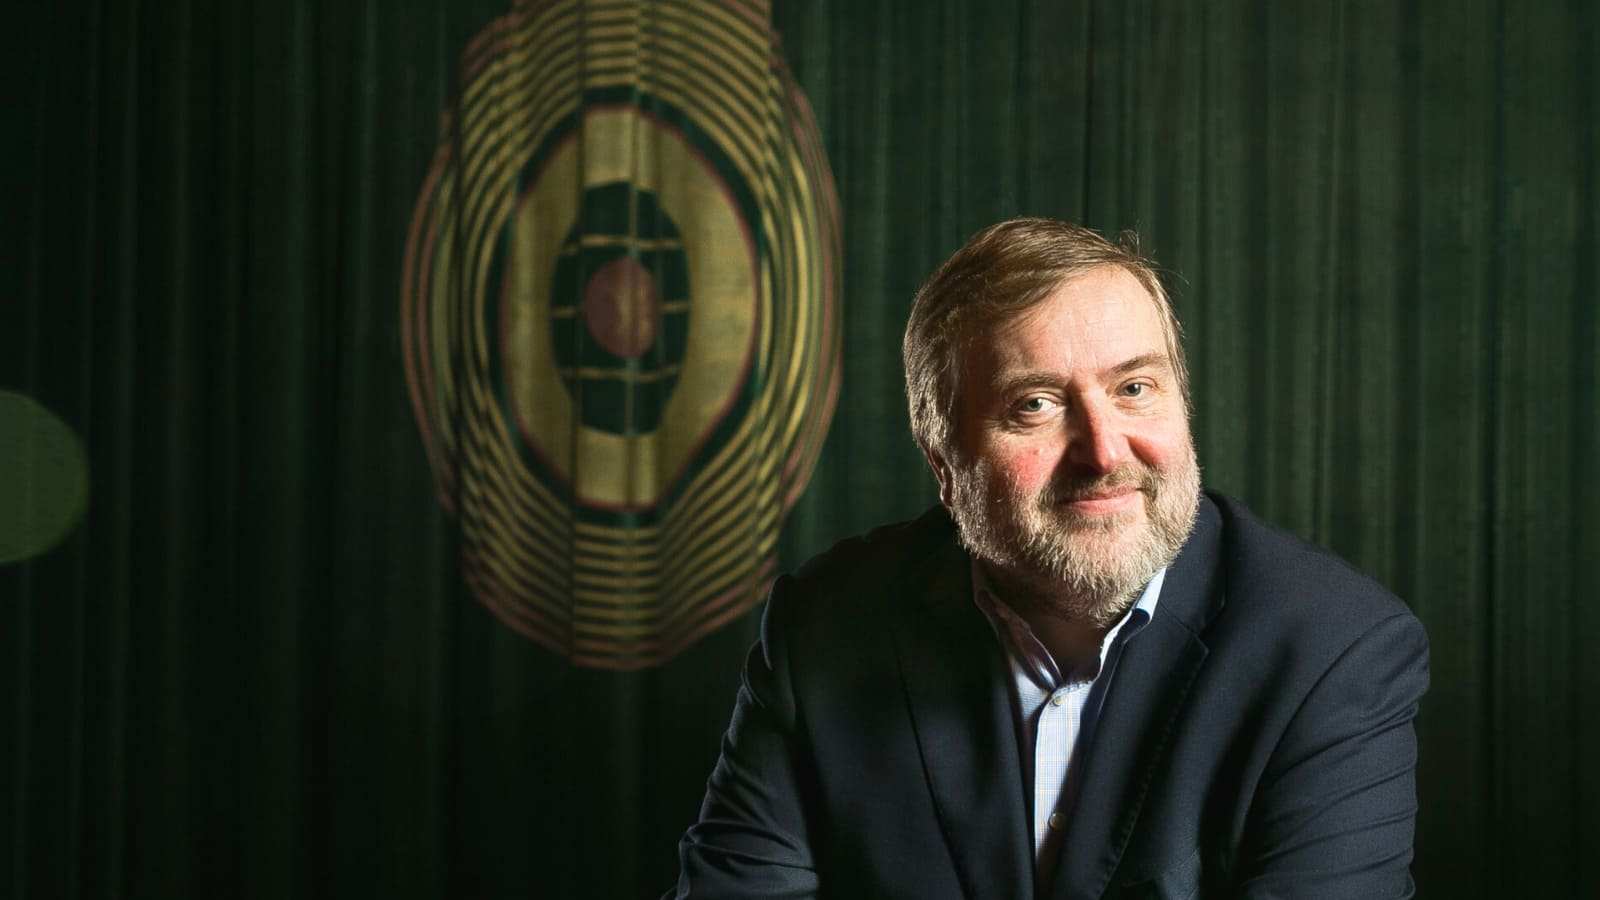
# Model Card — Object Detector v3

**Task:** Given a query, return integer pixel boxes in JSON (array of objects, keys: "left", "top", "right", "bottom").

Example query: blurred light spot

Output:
[{"left": 0, "top": 390, "right": 89, "bottom": 565}]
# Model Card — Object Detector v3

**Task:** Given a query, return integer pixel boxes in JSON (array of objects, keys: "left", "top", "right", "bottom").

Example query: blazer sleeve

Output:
[
  {"left": 1235, "top": 610, "right": 1431, "bottom": 899},
  {"left": 669, "top": 574, "right": 820, "bottom": 899}
]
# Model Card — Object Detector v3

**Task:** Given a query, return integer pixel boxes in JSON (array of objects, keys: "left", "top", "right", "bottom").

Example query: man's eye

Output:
[
  {"left": 1018, "top": 397, "right": 1050, "bottom": 413},
  {"left": 1121, "top": 382, "right": 1148, "bottom": 398}
]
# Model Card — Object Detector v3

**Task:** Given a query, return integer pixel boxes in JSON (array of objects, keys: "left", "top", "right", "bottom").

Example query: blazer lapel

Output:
[
  {"left": 892, "top": 535, "right": 1034, "bottom": 900},
  {"left": 1049, "top": 497, "right": 1225, "bottom": 900}
]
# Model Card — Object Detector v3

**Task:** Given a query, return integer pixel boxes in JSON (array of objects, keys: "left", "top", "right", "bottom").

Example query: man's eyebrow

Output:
[
  {"left": 991, "top": 373, "right": 1062, "bottom": 397},
  {"left": 1106, "top": 352, "right": 1172, "bottom": 380}
]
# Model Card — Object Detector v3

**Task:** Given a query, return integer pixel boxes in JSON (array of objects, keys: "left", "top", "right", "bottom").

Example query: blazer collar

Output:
[
  {"left": 1047, "top": 493, "right": 1225, "bottom": 900},
  {"left": 890, "top": 519, "right": 1035, "bottom": 900}
]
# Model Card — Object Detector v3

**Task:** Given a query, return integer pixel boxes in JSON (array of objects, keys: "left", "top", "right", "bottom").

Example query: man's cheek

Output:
[{"left": 999, "top": 446, "right": 1059, "bottom": 492}]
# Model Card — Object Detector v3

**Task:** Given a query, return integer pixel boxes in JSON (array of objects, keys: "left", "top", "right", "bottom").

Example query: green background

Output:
[{"left": 3, "top": 0, "right": 1596, "bottom": 897}]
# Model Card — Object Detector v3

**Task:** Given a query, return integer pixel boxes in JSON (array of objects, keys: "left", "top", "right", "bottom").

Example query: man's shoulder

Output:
[
  {"left": 760, "top": 504, "right": 965, "bottom": 646},
  {"left": 1203, "top": 490, "right": 1420, "bottom": 644}
]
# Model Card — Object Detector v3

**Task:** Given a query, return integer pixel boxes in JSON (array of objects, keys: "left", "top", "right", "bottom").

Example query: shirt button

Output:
[
  {"left": 1048, "top": 812, "right": 1064, "bottom": 830},
  {"left": 1050, "top": 693, "right": 1066, "bottom": 707}
]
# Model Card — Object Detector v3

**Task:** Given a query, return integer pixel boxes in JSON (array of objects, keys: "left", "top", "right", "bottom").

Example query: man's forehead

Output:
[
  {"left": 934, "top": 257, "right": 1191, "bottom": 443},
  {"left": 980, "top": 271, "right": 1164, "bottom": 353},
  {"left": 1002, "top": 266, "right": 1157, "bottom": 329}
]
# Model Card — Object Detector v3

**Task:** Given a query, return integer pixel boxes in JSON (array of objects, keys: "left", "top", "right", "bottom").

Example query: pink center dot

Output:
[{"left": 582, "top": 256, "right": 660, "bottom": 359}]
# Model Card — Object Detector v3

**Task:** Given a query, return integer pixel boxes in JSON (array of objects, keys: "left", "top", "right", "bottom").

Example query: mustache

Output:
[{"left": 1039, "top": 466, "right": 1160, "bottom": 505}]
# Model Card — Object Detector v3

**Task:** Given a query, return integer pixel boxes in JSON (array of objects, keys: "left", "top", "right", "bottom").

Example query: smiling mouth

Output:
[{"left": 1061, "top": 489, "right": 1141, "bottom": 514}]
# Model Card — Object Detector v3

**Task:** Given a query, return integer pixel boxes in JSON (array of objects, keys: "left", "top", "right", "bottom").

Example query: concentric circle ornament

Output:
[{"left": 402, "top": 0, "right": 841, "bottom": 669}]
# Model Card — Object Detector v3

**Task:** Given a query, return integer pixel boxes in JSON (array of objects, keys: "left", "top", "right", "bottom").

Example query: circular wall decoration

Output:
[{"left": 402, "top": 0, "right": 841, "bottom": 669}]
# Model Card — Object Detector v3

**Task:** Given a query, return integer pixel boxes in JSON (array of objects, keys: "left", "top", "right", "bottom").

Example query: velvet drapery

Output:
[{"left": 5, "top": 0, "right": 1595, "bottom": 896}]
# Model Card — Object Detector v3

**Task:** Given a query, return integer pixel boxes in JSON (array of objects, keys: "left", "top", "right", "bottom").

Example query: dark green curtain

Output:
[{"left": 4, "top": 0, "right": 1595, "bottom": 897}]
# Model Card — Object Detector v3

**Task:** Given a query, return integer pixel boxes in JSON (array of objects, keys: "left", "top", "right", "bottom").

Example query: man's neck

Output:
[{"left": 981, "top": 562, "right": 1116, "bottom": 673}]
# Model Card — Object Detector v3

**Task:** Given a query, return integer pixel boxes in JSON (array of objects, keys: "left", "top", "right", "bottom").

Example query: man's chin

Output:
[{"left": 1052, "top": 530, "right": 1152, "bottom": 581}]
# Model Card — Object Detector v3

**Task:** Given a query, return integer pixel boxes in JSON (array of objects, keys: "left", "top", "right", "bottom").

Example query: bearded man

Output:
[{"left": 669, "top": 219, "right": 1429, "bottom": 900}]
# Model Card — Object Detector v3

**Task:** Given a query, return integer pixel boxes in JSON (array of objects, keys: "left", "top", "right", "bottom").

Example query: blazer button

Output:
[{"left": 1048, "top": 812, "right": 1064, "bottom": 831}]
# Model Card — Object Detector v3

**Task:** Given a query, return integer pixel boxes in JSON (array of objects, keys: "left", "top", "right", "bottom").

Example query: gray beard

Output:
[{"left": 947, "top": 445, "right": 1202, "bottom": 627}]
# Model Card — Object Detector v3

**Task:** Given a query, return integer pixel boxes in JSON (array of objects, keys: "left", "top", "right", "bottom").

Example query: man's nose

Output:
[{"left": 1063, "top": 396, "right": 1125, "bottom": 474}]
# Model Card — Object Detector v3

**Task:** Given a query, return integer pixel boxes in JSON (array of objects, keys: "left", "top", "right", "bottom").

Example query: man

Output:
[{"left": 669, "top": 218, "right": 1429, "bottom": 899}]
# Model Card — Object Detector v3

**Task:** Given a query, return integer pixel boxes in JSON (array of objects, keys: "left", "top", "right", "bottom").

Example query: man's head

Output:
[{"left": 903, "top": 218, "right": 1200, "bottom": 624}]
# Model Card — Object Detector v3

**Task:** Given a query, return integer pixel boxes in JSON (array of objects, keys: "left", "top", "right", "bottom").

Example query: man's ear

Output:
[{"left": 921, "top": 442, "right": 955, "bottom": 509}]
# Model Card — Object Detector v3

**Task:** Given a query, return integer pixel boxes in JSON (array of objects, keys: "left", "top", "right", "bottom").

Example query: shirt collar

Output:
[{"left": 973, "top": 563, "right": 1166, "bottom": 693}]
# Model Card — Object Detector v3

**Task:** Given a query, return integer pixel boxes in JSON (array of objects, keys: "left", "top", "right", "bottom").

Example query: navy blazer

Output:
[{"left": 671, "top": 492, "right": 1429, "bottom": 899}]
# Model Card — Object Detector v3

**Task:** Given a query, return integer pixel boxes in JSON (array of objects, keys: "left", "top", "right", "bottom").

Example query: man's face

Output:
[{"left": 927, "top": 265, "right": 1201, "bottom": 625}]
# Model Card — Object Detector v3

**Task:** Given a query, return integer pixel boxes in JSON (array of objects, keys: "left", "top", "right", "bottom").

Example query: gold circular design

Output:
[
  {"left": 402, "top": 0, "right": 841, "bottom": 669},
  {"left": 500, "top": 107, "right": 758, "bottom": 509}
]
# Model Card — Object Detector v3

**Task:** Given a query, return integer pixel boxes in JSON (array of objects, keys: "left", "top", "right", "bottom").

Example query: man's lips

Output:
[{"left": 1058, "top": 487, "right": 1141, "bottom": 514}]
